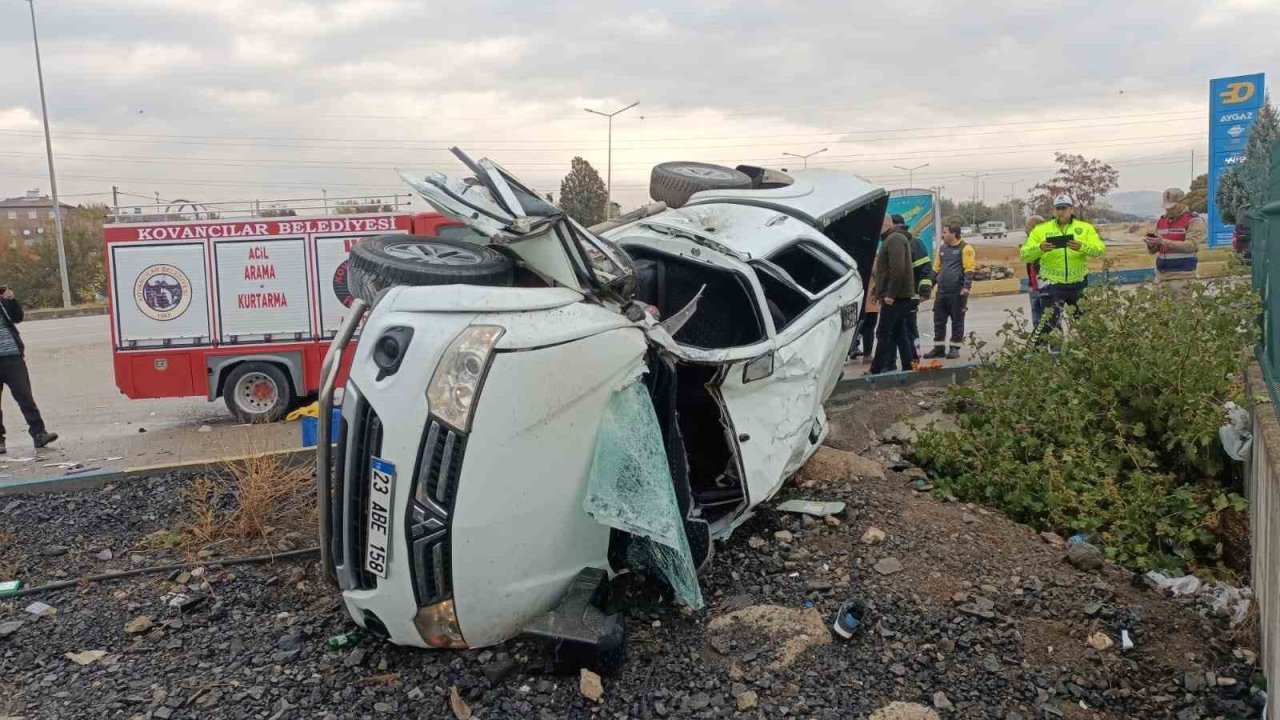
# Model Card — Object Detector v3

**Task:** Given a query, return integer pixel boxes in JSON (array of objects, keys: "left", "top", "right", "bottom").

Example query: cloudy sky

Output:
[{"left": 1, "top": 0, "right": 1277, "bottom": 214}]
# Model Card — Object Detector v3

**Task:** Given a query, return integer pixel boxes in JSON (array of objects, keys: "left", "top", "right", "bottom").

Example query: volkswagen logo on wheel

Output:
[
  {"left": 332, "top": 260, "right": 355, "bottom": 307},
  {"left": 134, "top": 264, "right": 192, "bottom": 321}
]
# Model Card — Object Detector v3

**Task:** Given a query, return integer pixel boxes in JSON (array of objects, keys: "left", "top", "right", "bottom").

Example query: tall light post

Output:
[
  {"left": 999, "top": 179, "right": 1024, "bottom": 227},
  {"left": 25, "top": 0, "right": 71, "bottom": 308},
  {"left": 960, "top": 172, "right": 987, "bottom": 229},
  {"left": 782, "top": 148, "right": 828, "bottom": 169},
  {"left": 584, "top": 101, "right": 639, "bottom": 218},
  {"left": 893, "top": 163, "right": 930, "bottom": 188}
]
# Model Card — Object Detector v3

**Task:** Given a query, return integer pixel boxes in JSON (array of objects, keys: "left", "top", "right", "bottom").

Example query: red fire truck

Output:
[{"left": 105, "top": 208, "right": 462, "bottom": 422}]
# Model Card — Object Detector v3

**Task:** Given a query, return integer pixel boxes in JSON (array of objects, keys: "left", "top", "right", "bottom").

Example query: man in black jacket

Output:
[
  {"left": 0, "top": 288, "right": 57, "bottom": 454},
  {"left": 869, "top": 216, "right": 917, "bottom": 374}
]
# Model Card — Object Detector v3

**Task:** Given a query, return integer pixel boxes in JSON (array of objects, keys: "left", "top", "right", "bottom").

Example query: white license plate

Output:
[{"left": 365, "top": 457, "right": 395, "bottom": 578}]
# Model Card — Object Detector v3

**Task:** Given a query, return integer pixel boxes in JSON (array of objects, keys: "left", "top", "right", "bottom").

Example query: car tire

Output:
[
  {"left": 348, "top": 234, "right": 514, "bottom": 301},
  {"left": 223, "top": 362, "right": 294, "bottom": 424},
  {"left": 649, "top": 162, "right": 752, "bottom": 209}
]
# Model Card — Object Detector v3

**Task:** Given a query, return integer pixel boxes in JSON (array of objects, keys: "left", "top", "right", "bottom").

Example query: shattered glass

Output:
[{"left": 583, "top": 380, "right": 705, "bottom": 610}]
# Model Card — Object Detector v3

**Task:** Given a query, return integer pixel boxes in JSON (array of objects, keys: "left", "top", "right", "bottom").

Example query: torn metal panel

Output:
[{"left": 583, "top": 381, "right": 705, "bottom": 610}]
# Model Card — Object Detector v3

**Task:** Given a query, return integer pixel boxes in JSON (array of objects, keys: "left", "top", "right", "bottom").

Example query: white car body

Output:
[
  {"left": 980, "top": 221, "right": 1008, "bottom": 239},
  {"left": 322, "top": 150, "right": 887, "bottom": 649}
]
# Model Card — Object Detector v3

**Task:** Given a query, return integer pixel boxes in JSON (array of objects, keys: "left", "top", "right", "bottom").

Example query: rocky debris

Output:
[
  {"left": 961, "top": 512, "right": 978, "bottom": 524},
  {"left": 870, "top": 702, "right": 942, "bottom": 720},
  {"left": 933, "top": 692, "right": 954, "bottom": 711},
  {"left": 94, "top": 549, "right": 113, "bottom": 560},
  {"left": 748, "top": 536, "right": 767, "bottom": 549},
  {"left": 1066, "top": 542, "right": 1104, "bottom": 571},
  {"left": 861, "top": 526, "right": 887, "bottom": 545},
  {"left": 797, "top": 446, "right": 886, "bottom": 485},
  {"left": 1087, "top": 631, "right": 1114, "bottom": 651},
  {"left": 773, "top": 529, "right": 794, "bottom": 543},
  {"left": 1184, "top": 671, "right": 1207, "bottom": 692},
  {"left": 24, "top": 601, "right": 55, "bottom": 617},
  {"left": 735, "top": 690, "right": 758, "bottom": 711},
  {"left": 0, "top": 620, "right": 22, "bottom": 638},
  {"left": 64, "top": 649, "right": 107, "bottom": 666},
  {"left": 1040, "top": 531, "right": 1066, "bottom": 546},
  {"left": 706, "top": 605, "right": 830, "bottom": 670},
  {"left": 874, "top": 557, "right": 904, "bottom": 575},
  {"left": 448, "top": 685, "right": 473, "bottom": 719},
  {"left": 884, "top": 411, "right": 958, "bottom": 444},
  {"left": 124, "top": 615, "right": 153, "bottom": 635},
  {"left": 823, "top": 514, "right": 841, "bottom": 527},
  {"left": 578, "top": 669, "right": 604, "bottom": 703}
]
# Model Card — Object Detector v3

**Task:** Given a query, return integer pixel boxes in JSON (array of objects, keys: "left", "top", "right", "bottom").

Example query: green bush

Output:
[
  {"left": 914, "top": 280, "right": 1258, "bottom": 574},
  {"left": 0, "top": 206, "right": 106, "bottom": 308}
]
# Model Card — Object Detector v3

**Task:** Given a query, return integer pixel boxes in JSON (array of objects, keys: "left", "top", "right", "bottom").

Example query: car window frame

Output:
[{"left": 750, "top": 239, "right": 854, "bottom": 332}]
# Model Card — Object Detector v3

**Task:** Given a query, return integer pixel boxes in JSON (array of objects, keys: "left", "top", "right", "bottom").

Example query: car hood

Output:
[{"left": 684, "top": 168, "right": 886, "bottom": 230}]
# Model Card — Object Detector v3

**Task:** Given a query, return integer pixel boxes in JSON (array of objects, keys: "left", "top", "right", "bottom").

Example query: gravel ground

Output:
[{"left": 0, "top": 389, "right": 1266, "bottom": 719}]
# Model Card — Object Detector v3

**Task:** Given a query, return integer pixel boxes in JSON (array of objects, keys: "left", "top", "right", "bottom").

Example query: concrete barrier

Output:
[{"left": 1246, "top": 363, "right": 1279, "bottom": 720}]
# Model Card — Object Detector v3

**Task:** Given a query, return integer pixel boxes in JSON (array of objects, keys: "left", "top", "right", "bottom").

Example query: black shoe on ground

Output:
[
  {"left": 33, "top": 432, "right": 58, "bottom": 449},
  {"left": 923, "top": 347, "right": 946, "bottom": 359},
  {"left": 0, "top": 439, "right": 6, "bottom": 455},
  {"left": 946, "top": 347, "right": 962, "bottom": 360}
]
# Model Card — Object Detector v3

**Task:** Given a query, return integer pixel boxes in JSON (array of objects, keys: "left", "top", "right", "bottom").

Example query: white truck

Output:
[{"left": 980, "top": 221, "right": 1008, "bottom": 239}]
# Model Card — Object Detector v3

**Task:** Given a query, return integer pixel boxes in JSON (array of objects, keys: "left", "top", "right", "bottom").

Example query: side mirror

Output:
[{"left": 743, "top": 351, "right": 774, "bottom": 384}]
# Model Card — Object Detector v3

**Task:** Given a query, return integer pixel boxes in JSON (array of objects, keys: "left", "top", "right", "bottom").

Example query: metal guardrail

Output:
[{"left": 1254, "top": 145, "right": 1280, "bottom": 417}]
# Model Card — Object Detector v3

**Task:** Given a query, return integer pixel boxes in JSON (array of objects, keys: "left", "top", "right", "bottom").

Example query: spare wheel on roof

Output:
[
  {"left": 649, "top": 162, "right": 752, "bottom": 208},
  {"left": 348, "top": 234, "right": 514, "bottom": 302}
]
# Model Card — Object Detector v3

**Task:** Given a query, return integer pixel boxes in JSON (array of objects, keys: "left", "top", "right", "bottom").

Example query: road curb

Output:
[
  {"left": 0, "top": 447, "right": 314, "bottom": 496},
  {"left": 24, "top": 305, "right": 109, "bottom": 322},
  {"left": 831, "top": 361, "right": 979, "bottom": 402}
]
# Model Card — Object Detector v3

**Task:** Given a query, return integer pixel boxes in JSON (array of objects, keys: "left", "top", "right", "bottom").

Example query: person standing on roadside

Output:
[
  {"left": 1019, "top": 196, "right": 1105, "bottom": 336},
  {"left": 1145, "top": 187, "right": 1204, "bottom": 286},
  {"left": 869, "top": 215, "right": 917, "bottom": 374},
  {"left": 925, "top": 224, "right": 976, "bottom": 359},
  {"left": 1024, "top": 214, "right": 1045, "bottom": 331},
  {"left": 0, "top": 286, "right": 58, "bottom": 454},
  {"left": 851, "top": 266, "right": 879, "bottom": 363},
  {"left": 887, "top": 214, "right": 934, "bottom": 364}
]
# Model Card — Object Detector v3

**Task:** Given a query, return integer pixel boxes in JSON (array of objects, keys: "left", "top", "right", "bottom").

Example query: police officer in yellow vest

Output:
[{"left": 1019, "top": 195, "right": 1106, "bottom": 335}]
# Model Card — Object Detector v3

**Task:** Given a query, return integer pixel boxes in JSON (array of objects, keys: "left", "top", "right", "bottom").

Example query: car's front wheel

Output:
[{"left": 348, "top": 234, "right": 514, "bottom": 301}]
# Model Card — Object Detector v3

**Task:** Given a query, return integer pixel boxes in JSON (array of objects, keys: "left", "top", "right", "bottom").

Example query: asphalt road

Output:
[{"left": 0, "top": 315, "right": 293, "bottom": 484}]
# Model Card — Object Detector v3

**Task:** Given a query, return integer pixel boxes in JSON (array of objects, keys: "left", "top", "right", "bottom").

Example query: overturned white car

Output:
[{"left": 316, "top": 150, "right": 887, "bottom": 660}]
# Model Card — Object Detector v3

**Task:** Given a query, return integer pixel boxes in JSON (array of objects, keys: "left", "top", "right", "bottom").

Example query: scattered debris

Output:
[
  {"left": 735, "top": 690, "right": 759, "bottom": 712},
  {"left": 1121, "top": 629, "right": 1134, "bottom": 651},
  {"left": 327, "top": 630, "right": 364, "bottom": 650},
  {"left": 823, "top": 514, "right": 841, "bottom": 527},
  {"left": 776, "top": 499, "right": 846, "bottom": 517},
  {"left": 910, "top": 478, "right": 934, "bottom": 492},
  {"left": 1065, "top": 542, "right": 1104, "bottom": 572},
  {"left": 24, "top": 601, "right": 55, "bottom": 618},
  {"left": 747, "top": 536, "right": 767, "bottom": 549},
  {"left": 94, "top": 549, "right": 113, "bottom": 561},
  {"left": 0, "top": 579, "right": 21, "bottom": 597},
  {"left": 796, "top": 446, "right": 885, "bottom": 485},
  {"left": 0, "top": 620, "right": 23, "bottom": 638},
  {"left": 961, "top": 512, "right": 978, "bottom": 524},
  {"left": 124, "top": 616, "right": 153, "bottom": 635},
  {"left": 832, "top": 599, "right": 866, "bottom": 639},
  {"left": 1145, "top": 572, "right": 1201, "bottom": 596},
  {"left": 64, "top": 650, "right": 108, "bottom": 666},
  {"left": 1087, "top": 631, "right": 1114, "bottom": 651},
  {"left": 869, "top": 702, "right": 942, "bottom": 720},
  {"left": 449, "top": 685, "right": 473, "bottom": 719},
  {"left": 706, "top": 605, "right": 830, "bottom": 670},
  {"left": 933, "top": 691, "right": 955, "bottom": 711},
  {"left": 579, "top": 669, "right": 604, "bottom": 703},
  {"left": 773, "top": 530, "right": 794, "bottom": 543},
  {"left": 861, "top": 527, "right": 887, "bottom": 545},
  {"left": 874, "top": 557, "right": 904, "bottom": 576},
  {"left": 883, "top": 411, "right": 958, "bottom": 444}
]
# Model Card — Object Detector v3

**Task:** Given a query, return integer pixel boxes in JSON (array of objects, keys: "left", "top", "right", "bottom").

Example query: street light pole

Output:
[
  {"left": 999, "top": 179, "right": 1024, "bottom": 227},
  {"left": 26, "top": 0, "right": 71, "bottom": 308},
  {"left": 960, "top": 172, "right": 987, "bottom": 229},
  {"left": 584, "top": 101, "right": 639, "bottom": 218},
  {"left": 782, "top": 148, "right": 828, "bottom": 169},
  {"left": 893, "top": 163, "right": 930, "bottom": 188}
]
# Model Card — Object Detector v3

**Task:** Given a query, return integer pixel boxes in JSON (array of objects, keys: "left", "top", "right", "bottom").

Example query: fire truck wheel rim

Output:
[{"left": 234, "top": 372, "right": 279, "bottom": 413}]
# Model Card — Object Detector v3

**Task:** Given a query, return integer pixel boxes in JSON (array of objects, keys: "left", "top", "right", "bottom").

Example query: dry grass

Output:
[{"left": 180, "top": 447, "right": 313, "bottom": 556}]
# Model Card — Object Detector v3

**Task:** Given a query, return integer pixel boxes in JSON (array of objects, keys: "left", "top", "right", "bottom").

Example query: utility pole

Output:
[
  {"left": 1190, "top": 149, "right": 1195, "bottom": 185},
  {"left": 26, "top": 0, "right": 71, "bottom": 308},
  {"left": 960, "top": 172, "right": 987, "bottom": 228},
  {"left": 999, "top": 179, "right": 1024, "bottom": 227},
  {"left": 783, "top": 148, "right": 828, "bottom": 169},
  {"left": 112, "top": 185, "right": 120, "bottom": 219},
  {"left": 893, "top": 163, "right": 930, "bottom": 188},
  {"left": 584, "top": 101, "right": 639, "bottom": 218},
  {"left": 322, "top": 189, "right": 329, "bottom": 216}
]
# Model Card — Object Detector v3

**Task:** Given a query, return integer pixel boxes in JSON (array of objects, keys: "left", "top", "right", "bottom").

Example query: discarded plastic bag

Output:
[
  {"left": 1144, "top": 571, "right": 1201, "bottom": 596},
  {"left": 1218, "top": 401, "right": 1253, "bottom": 461},
  {"left": 583, "top": 380, "right": 704, "bottom": 610}
]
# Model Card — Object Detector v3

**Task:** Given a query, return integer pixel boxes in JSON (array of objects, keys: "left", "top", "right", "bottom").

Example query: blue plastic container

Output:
[{"left": 300, "top": 407, "right": 342, "bottom": 448}]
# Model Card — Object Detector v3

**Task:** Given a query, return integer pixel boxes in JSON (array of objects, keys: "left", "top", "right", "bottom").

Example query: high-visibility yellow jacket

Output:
[{"left": 1019, "top": 217, "right": 1105, "bottom": 285}]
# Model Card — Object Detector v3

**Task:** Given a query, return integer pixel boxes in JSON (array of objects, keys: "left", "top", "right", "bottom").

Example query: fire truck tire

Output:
[
  {"left": 348, "top": 234, "right": 513, "bottom": 301},
  {"left": 223, "top": 362, "right": 295, "bottom": 424},
  {"left": 649, "top": 162, "right": 752, "bottom": 208}
]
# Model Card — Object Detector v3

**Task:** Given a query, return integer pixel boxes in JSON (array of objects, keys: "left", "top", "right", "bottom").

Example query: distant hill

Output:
[{"left": 1104, "top": 191, "right": 1161, "bottom": 219}]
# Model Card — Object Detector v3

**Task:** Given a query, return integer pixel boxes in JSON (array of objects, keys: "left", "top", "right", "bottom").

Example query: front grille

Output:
[
  {"left": 408, "top": 419, "right": 466, "bottom": 607},
  {"left": 339, "top": 393, "right": 382, "bottom": 591}
]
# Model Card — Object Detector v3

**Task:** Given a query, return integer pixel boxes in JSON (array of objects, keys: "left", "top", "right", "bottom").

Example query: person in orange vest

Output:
[{"left": 1144, "top": 188, "right": 1204, "bottom": 286}]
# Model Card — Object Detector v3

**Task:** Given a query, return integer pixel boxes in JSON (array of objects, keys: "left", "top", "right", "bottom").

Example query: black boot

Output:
[
  {"left": 33, "top": 432, "right": 58, "bottom": 449},
  {"left": 923, "top": 346, "right": 946, "bottom": 359},
  {"left": 946, "top": 347, "right": 962, "bottom": 360}
]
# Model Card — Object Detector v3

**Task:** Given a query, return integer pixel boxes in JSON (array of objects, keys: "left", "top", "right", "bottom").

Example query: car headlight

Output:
[{"left": 427, "top": 325, "right": 504, "bottom": 432}]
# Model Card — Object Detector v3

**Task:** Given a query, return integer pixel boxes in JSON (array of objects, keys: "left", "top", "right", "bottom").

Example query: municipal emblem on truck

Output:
[
  {"left": 332, "top": 260, "right": 355, "bottom": 308},
  {"left": 134, "top": 264, "right": 193, "bottom": 321}
]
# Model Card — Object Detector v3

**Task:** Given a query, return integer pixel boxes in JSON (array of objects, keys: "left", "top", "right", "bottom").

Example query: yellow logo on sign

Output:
[{"left": 1220, "top": 81, "right": 1256, "bottom": 105}]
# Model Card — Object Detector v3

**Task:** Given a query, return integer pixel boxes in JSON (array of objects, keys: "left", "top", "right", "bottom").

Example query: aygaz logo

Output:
[
  {"left": 1219, "top": 81, "right": 1257, "bottom": 105},
  {"left": 134, "top": 264, "right": 192, "bottom": 321}
]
